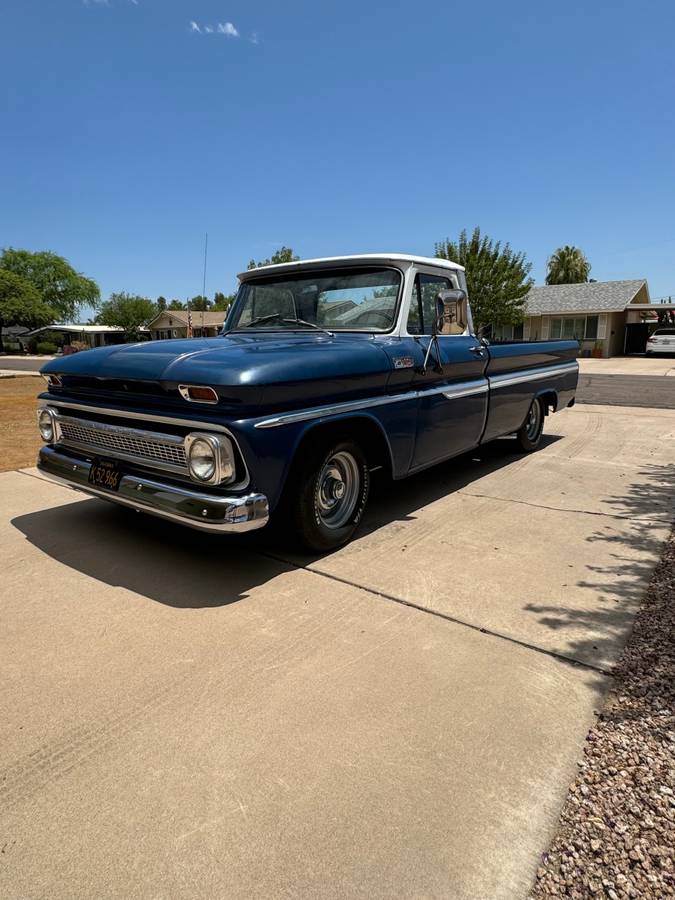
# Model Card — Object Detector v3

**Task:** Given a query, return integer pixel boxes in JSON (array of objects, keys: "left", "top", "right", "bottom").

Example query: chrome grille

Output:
[{"left": 56, "top": 414, "right": 188, "bottom": 473}]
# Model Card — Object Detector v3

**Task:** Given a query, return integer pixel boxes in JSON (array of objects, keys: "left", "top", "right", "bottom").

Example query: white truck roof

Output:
[{"left": 238, "top": 253, "right": 464, "bottom": 281}]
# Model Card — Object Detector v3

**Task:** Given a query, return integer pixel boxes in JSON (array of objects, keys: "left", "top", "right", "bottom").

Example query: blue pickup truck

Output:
[{"left": 37, "top": 254, "right": 578, "bottom": 550}]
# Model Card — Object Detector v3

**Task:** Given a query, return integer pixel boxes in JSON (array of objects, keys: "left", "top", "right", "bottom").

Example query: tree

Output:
[
  {"left": 156, "top": 296, "right": 167, "bottom": 312},
  {"left": 0, "top": 270, "right": 55, "bottom": 351},
  {"left": 247, "top": 246, "right": 299, "bottom": 269},
  {"left": 0, "top": 248, "right": 99, "bottom": 320},
  {"left": 189, "top": 295, "right": 212, "bottom": 312},
  {"left": 167, "top": 299, "right": 185, "bottom": 310},
  {"left": 213, "top": 291, "right": 236, "bottom": 311},
  {"left": 96, "top": 292, "right": 156, "bottom": 337},
  {"left": 435, "top": 227, "right": 533, "bottom": 331},
  {"left": 545, "top": 246, "right": 591, "bottom": 285}
]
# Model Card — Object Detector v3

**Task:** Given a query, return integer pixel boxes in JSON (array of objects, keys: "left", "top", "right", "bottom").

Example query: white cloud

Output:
[
  {"left": 190, "top": 21, "right": 243, "bottom": 40},
  {"left": 83, "top": 0, "right": 110, "bottom": 6},
  {"left": 249, "top": 32, "right": 259, "bottom": 45},
  {"left": 217, "top": 22, "right": 239, "bottom": 38}
]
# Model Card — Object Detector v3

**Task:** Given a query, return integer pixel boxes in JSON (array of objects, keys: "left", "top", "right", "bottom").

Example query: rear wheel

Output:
[
  {"left": 515, "top": 397, "right": 545, "bottom": 452},
  {"left": 286, "top": 436, "right": 370, "bottom": 552}
]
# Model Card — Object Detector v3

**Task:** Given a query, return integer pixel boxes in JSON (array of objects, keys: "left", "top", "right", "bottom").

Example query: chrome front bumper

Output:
[{"left": 37, "top": 446, "right": 269, "bottom": 533}]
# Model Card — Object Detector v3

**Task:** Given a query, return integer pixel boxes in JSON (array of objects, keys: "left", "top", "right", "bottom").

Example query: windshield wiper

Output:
[
  {"left": 228, "top": 313, "right": 333, "bottom": 336},
  {"left": 243, "top": 313, "right": 282, "bottom": 327},
  {"left": 280, "top": 318, "right": 333, "bottom": 336}
]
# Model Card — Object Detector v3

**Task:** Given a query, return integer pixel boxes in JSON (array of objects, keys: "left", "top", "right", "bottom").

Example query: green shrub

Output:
[
  {"left": 36, "top": 341, "right": 58, "bottom": 355},
  {"left": 42, "top": 330, "right": 65, "bottom": 347}
]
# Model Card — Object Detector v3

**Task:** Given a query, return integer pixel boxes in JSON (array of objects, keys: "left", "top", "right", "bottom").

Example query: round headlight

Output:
[
  {"left": 38, "top": 408, "right": 55, "bottom": 442},
  {"left": 188, "top": 438, "right": 216, "bottom": 481}
]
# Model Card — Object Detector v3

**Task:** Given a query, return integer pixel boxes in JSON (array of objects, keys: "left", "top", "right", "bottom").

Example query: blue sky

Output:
[{"left": 2, "top": 0, "right": 674, "bottom": 316}]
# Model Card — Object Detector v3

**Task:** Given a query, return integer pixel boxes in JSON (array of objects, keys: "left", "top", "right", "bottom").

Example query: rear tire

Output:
[
  {"left": 286, "top": 436, "right": 370, "bottom": 553},
  {"left": 515, "top": 397, "right": 545, "bottom": 452}
]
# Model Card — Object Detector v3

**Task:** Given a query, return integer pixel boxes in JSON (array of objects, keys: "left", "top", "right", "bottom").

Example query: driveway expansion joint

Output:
[
  {"left": 261, "top": 551, "right": 614, "bottom": 678},
  {"left": 456, "top": 490, "right": 633, "bottom": 520}
]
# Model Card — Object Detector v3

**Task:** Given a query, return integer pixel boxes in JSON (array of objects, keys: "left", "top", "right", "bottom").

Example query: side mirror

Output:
[
  {"left": 475, "top": 325, "right": 490, "bottom": 346},
  {"left": 435, "top": 289, "right": 468, "bottom": 335}
]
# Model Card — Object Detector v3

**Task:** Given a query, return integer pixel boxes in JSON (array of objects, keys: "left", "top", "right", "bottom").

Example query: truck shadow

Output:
[{"left": 11, "top": 436, "right": 558, "bottom": 610}]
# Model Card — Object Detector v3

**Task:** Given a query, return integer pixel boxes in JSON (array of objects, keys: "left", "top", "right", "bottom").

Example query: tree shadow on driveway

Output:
[
  {"left": 11, "top": 437, "right": 558, "bottom": 610},
  {"left": 523, "top": 462, "right": 675, "bottom": 671}
]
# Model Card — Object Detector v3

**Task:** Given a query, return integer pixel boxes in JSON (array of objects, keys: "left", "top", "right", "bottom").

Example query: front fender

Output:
[{"left": 230, "top": 400, "right": 417, "bottom": 512}]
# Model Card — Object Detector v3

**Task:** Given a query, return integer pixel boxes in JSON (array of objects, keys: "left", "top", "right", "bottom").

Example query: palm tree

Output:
[{"left": 545, "top": 246, "right": 591, "bottom": 285}]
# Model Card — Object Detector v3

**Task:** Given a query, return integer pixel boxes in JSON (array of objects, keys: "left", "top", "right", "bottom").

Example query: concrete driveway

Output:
[
  {"left": 2, "top": 404, "right": 674, "bottom": 899},
  {"left": 578, "top": 356, "right": 675, "bottom": 375}
]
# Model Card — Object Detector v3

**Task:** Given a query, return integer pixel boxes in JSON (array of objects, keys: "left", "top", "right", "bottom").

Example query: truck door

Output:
[{"left": 407, "top": 270, "right": 489, "bottom": 470}]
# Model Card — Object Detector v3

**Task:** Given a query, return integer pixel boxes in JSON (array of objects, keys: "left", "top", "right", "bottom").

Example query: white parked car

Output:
[{"left": 646, "top": 328, "right": 675, "bottom": 354}]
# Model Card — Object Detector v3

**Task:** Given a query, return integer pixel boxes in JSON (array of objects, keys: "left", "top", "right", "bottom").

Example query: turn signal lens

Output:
[{"left": 178, "top": 385, "right": 218, "bottom": 404}]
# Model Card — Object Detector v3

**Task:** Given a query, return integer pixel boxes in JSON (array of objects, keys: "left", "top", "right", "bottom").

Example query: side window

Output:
[{"left": 406, "top": 273, "right": 451, "bottom": 335}]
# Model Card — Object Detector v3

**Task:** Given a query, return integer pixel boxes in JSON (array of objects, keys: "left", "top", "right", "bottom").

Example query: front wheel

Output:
[
  {"left": 515, "top": 398, "right": 545, "bottom": 452},
  {"left": 286, "top": 437, "right": 370, "bottom": 552}
]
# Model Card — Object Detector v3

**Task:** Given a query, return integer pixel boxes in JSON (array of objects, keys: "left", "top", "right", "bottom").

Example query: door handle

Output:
[{"left": 468, "top": 345, "right": 485, "bottom": 354}]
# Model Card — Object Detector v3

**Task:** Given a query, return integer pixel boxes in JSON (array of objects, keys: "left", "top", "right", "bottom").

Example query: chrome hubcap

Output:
[
  {"left": 316, "top": 451, "right": 360, "bottom": 529},
  {"left": 526, "top": 400, "right": 542, "bottom": 441}
]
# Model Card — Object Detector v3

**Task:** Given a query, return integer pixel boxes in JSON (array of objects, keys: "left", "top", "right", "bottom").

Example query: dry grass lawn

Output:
[{"left": 0, "top": 376, "right": 44, "bottom": 472}]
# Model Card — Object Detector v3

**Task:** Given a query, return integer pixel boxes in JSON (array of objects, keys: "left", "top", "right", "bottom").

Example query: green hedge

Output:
[{"left": 36, "top": 341, "right": 58, "bottom": 355}]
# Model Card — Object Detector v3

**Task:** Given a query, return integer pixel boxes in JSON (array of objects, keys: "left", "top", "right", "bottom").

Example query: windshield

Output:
[{"left": 226, "top": 267, "right": 402, "bottom": 333}]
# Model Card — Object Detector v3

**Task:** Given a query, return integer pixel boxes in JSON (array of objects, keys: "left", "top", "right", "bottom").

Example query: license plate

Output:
[{"left": 88, "top": 457, "right": 122, "bottom": 492}]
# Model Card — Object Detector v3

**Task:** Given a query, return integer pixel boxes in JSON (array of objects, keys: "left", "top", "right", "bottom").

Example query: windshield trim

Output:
[{"left": 223, "top": 265, "right": 405, "bottom": 335}]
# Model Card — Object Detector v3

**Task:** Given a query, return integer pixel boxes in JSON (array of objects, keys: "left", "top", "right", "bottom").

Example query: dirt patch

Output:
[
  {"left": 0, "top": 377, "right": 43, "bottom": 472},
  {"left": 530, "top": 533, "right": 675, "bottom": 898}
]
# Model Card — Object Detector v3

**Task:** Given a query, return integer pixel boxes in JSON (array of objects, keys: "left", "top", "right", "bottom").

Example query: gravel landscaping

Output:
[{"left": 530, "top": 532, "right": 675, "bottom": 898}]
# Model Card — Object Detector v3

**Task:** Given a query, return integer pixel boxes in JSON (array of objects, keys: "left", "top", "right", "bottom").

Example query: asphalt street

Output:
[
  {"left": 576, "top": 373, "right": 675, "bottom": 408},
  {"left": 0, "top": 357, "right": 48, "bottom": 372}
]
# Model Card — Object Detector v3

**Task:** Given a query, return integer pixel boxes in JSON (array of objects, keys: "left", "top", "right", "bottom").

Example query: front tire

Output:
[
  {"left": 515, "top": 397, "right": 545, "bottom": 452},
  {"left": 287, "top": 437, "right": 370, "bottom": 552}
]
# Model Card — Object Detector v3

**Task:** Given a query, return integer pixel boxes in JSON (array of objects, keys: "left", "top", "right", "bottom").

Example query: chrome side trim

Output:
[
  {"left": 254, "top": 392, "right": 417, "bottom": 429},
  {"left": 254, "top": 379, "right": 489, "bottom": 429},
  {"left": 37, "top": 446, "right": 268, "bottom": 534},
  {"left": 488, "top": 361, "right": 578, "bottom": 390},
  {"left": 439, "top": 382, "right": 489, "bottom": 401},
  {"left": 253, "top": 362, "right": 575, "bottom": 430}
]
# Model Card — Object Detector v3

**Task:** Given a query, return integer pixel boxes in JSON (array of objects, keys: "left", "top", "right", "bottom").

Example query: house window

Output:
[
  {"left": 585, "top": 315, "right": 598, "bottom": 339},
  {"left": 491, "top": 322, "right": 524, "bottom": 342},
  {"left": 550, "top": 315, "right": 599, "bottom": 341}
]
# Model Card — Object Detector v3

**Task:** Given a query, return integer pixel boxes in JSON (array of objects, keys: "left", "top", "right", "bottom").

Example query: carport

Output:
[{"left": 624, "top": 302, "right": 675, "bottom": 353}]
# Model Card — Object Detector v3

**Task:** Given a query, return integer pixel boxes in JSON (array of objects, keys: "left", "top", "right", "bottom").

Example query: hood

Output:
[
  {"left": 42, "top": 333, "right": 394, "bottom": 410},
  {"left": 42, "top": 333, "right": 391, "bottom": 384}
]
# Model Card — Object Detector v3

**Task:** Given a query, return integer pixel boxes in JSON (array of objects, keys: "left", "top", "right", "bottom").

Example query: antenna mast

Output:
[{"left": 202, "top": 232, "right": 208, "bottom": 303}]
